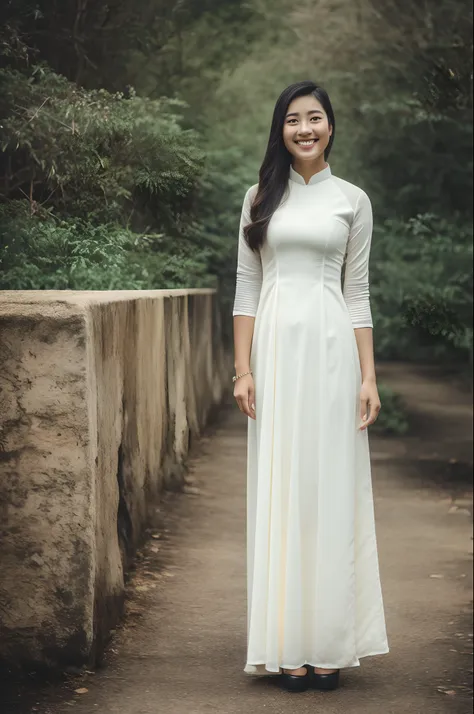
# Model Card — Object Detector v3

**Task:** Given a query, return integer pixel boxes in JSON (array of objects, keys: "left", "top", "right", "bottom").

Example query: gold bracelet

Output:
[{"left": 232, "top": 370, "right": 253, "bottom": 383}]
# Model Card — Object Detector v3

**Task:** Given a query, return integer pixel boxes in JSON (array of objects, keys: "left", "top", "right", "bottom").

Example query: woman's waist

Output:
[{"left": 261, "top": 273, "right": 343, "bottom": 293}]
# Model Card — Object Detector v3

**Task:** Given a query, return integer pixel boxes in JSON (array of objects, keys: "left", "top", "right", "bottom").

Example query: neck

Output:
[{"left": 292, "top": 157, "right": 328, "bottom": 184}]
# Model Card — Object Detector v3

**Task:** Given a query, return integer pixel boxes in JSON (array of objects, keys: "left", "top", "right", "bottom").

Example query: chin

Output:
[{"left": 299, "top": 150, "right": 325, "bottom": 161}]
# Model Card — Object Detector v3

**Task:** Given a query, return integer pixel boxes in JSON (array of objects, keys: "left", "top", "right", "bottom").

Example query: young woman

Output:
[{"left": 232, "top": 81, "right": 389, "bottom": 692}]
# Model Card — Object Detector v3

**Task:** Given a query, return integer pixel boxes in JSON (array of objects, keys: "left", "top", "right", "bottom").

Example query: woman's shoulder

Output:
[
  {"left": 331, "top": 174, "right": 371, "bottom": 206},
  {"left": 244, "top": 183, "right": 259, "bottom": 201}
]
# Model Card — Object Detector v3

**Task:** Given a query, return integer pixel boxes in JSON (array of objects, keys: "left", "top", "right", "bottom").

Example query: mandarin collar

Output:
[{"left": 289, "top": 163, "right": 332, "bottom": 185}]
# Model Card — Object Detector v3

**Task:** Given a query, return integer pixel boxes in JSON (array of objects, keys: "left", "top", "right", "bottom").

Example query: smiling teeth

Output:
[{"left": 297, "top": 140, "right": 316, "bottom": 145}]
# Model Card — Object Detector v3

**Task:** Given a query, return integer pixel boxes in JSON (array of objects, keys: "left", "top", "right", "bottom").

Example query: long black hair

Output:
[{"left": 244, "top": 81, "right": 336, "bottom": 252}]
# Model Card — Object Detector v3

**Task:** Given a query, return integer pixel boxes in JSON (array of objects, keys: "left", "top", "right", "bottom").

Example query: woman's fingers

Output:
[
  {"left": 360, "top": 396, "right": 369, "bottom": 422},
  {"left": 365, "top": 402, "right": 381, "bottom": 426},
  {"left": 236, "top": 395, "right": 246, "bottom": 414},
  {"left": 234, "top": 384, "right": 256, "bottom": 420},
  {"left": 235, "top": 391, "right": 249, "bottom": 415},
  {"left": 359, "top": 400, "right": 381, "bottom": 430},
  {"left": 248, "top": 387, "right": 256, "bottom": 419},
  {"left": 242, "top": 391, "right": 255, "bottom": 419}
]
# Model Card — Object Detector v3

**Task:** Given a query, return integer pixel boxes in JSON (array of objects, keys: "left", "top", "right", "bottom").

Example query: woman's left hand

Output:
[{"left": 359, "top": 379, "right": 381, "bottom": 430}]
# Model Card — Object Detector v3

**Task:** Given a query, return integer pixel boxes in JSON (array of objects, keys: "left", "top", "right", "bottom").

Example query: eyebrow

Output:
[{"left": 285, "top": 109, "right": 324, "bottom": 118}]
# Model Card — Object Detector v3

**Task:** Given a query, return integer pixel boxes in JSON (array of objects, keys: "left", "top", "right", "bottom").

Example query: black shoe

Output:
[
  {"left": 311, "top": 668, "right": 340, "bottom": 690},
  {"left": 280, "top": 667, "right": 310, "bottom": 692}
]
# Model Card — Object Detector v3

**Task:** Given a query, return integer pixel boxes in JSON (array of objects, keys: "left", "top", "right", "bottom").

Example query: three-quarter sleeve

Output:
[
  {"left": 342, "top": 190, "right": 374, "bottom": 329},
  {"left": 232, "top": 185, "right": 262, "bottom": 317}
]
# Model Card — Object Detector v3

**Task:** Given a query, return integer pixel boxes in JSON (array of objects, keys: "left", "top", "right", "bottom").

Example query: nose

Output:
[{"left": 297, "top": 120, "right": 313, "bottom": 136}]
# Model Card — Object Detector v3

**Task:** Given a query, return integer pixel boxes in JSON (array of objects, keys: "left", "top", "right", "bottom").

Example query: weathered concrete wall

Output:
[{"left": 0, "top": 290, "right": 231, "bottom": 669}]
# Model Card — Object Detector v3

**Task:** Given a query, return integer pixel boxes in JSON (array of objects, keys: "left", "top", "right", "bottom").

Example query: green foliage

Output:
[
  {"left": 371, "top": 213, "right": 473, "bottom": 363},
  {"left": 122, "top": 227, "right": 216, "bottom": 290},
  {"left": 355, "top": 97, "right": 473, "bottom": 221},
  {"left": 0, "top": 202, "right": 137, "bottom": 289},
  {"left": 0, "top": 66, "right": 204, "bottom": 223},
  {"left": 0, "top": 2, "right": 263, "bottom": 300},
  {"left": 0, "top": 201, "right": 216, "bottom": 291},
  {"left": 0, "top": 60, "right": 219, "bottom": 292}
]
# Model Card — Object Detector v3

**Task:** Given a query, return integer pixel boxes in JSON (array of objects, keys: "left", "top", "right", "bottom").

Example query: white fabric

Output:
[{"left": 233, "top": 163, "right": 389, "bottom": 674}]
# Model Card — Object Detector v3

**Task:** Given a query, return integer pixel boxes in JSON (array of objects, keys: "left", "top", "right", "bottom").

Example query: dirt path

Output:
[{"left": 4, "top": 362, "right": 473, "bottom": 714}]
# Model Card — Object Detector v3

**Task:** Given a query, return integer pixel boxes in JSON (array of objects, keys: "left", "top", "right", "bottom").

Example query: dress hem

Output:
[{"left": 244, "top": 646, "right": 390, "bottom": 675}]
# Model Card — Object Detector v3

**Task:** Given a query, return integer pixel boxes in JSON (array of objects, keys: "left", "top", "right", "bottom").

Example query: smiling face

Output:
[{"left": 282, "top": 94, "right": 333, "bottom": 164}]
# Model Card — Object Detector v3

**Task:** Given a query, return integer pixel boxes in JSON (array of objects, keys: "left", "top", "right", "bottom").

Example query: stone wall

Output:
[{"left": 0, "top": 290, "right": 231, "bottom": 669}]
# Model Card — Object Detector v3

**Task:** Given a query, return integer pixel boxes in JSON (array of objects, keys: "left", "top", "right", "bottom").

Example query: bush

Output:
[
  {"left": 371, "top": 212, "right": 473, "bottom": 364},
  {"left": 0, "top": 62, "right": 227, "bottom": 291}
]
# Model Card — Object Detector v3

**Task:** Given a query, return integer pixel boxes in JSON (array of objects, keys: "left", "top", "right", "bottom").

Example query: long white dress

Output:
[{"left": 232, "top": 163, "right": 389, "bottom": 674}]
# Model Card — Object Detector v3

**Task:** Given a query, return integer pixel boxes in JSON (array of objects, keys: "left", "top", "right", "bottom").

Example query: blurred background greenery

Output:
[{"left": 0, "top": 0, "right": 472, "bottom": 385}]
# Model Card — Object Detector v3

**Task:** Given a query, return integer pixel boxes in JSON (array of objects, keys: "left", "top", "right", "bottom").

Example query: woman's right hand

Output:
[{"left": 233, "top": 374, "right": 256, "bottom": 420}]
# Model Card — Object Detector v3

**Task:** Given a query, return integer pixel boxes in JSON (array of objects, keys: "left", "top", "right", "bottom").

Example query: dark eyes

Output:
[{"left": 286, "top": 116, "right": 322, "bottom": 124}]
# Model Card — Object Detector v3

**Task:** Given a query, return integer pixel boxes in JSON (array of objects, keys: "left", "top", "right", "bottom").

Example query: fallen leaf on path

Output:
[
  {"left": 183, "top": 485, "right": 201, "bottom": 495},
  {"left": 75, "top": 688, "right": 88, "bottom": 694},
  {"left": 437, "top": 686, "right": 456, "bottom": 695},
  {"left": 151, "top": 534, "right": 161, "bottom": 540},
  {"left": 449, "top": 505, "right": 472, "bottom": 515}
]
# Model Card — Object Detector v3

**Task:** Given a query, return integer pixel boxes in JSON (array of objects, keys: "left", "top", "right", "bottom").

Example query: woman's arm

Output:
[
  {"left": 343, "top": 190, "right": 381, "bottom": 429},
  {"left": 232, "top": 186, "right": 262, "bottom": 419}
]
